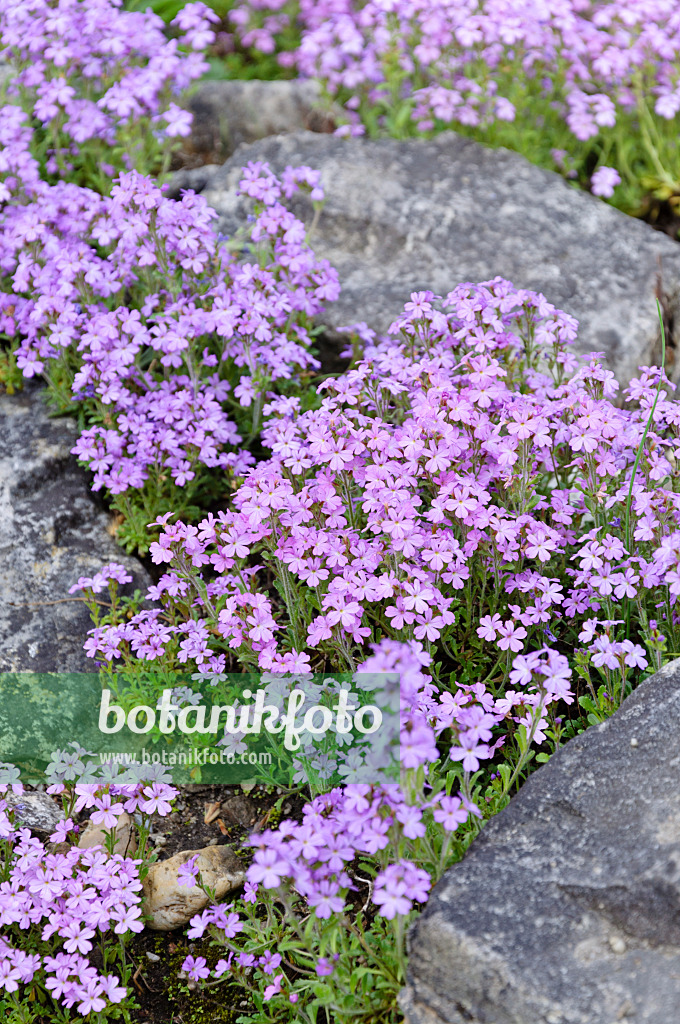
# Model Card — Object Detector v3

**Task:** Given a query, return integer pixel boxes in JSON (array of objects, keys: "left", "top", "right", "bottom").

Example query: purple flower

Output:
[
  {"left": 433, "top": 795, "right": 468, "bottom": 832},
  {"left": 263, "top": 973, "right": 284, "bottom": 1001},
  {"left": 177, "top": 855, "right": 200, "bottom": 888},
  {"left": 248, "top": 848, "right": 289, "bottom": 888},
  {"left": 591, "top": 166, "right": 621, "bottom": 198},
  {"left": 315, "top": 957, "right": 335, "bottom": 976},
  {"left": 183, "top": 956, "right": 210, "bottom": 982}
]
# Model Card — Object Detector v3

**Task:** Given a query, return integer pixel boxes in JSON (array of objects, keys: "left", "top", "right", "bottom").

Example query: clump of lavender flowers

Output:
[
  {"left": 0, "top": 765, "right": 178, "bottom": 1019},
  {"left": 0, "top": 0, "right": 215, "bottom": 186},
  {"left": 226, "top": 0, "right": 680, "bottom": 210},
  {"left": 0, "top": 107, "right": 338, "bottom": 548},
  {"left": 71, "top": 275, "right": 680, "bottom": 1019}
]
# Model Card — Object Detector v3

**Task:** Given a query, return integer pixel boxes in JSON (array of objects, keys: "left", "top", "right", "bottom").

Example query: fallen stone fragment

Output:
[
  {"left": 5, "top": 790, "right": 62, "bottom": 837},
  {"left": 220, "top": 794, "right": 258, "bottom": 827},
  {"left": 200, "top": 132, "right": 680, "bottom": 386},
  {"left": 0, "top": 385, "right": 149, "bottom": 671},
  {"left": 78, "top": 811, "right": 137, "bottom": 858},
  {"left": 143, "top": 845, "right": 245, "bottom": 931},
  {"left": 177, "top": 79, "right": 335, "bottom": 168},
  {"left": 400, "top": 659, "right": 680, "bottom": 1024}
]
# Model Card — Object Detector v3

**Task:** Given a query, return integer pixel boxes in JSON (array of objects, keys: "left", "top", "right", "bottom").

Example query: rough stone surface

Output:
[
  {"left": 6, "top": 790, "right": 62, "bottom": 837},
  {"left": 78, "top": 811, "right": 137, "bottom": 858},
  {"left": 177, "top": 79, "right": 335, "bottom": 168},
  {"left": 0, "top": 385, "right": 149, "bottom": 671},
  {"left": 143, "top": 845, "right": 245, "bottom": 930},
  {"left": 400, "top": 659, "right": 680, "bottom": 1024},
  {"left": 198, "top": 132, "right": 680, "bottom": 385}
]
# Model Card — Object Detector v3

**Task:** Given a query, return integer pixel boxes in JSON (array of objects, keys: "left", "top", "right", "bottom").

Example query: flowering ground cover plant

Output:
[
  {"left": 0, "top": 762, "right": 179, "bottom": 1023},
  {"left": 83, "top": 276, "right": 670, "bottom": 700},
  {"left": 0, "top": 0, "right": 337, "bottom": 554},
  {"left": 0, "top": 0, "right": 216, "bottom": 190},
  {"left": 222, "top": 0, "right": 680, "bottom": 218},
  {"left": 2, "top": 0, "right": 680, "bottom": 1020},
  {"left": 0, "top": 91, "right": 338, "bottom": 549},
  {"left": 61, "top": 277, "right": 678, "bottom": 1020}
]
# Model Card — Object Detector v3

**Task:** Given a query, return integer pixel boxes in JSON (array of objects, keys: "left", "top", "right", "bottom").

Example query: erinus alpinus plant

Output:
[
  {"left": 85, "top": 277, "right": 669, "bottom": 698},
  {"left": 0, "top": 763, "right": 178, "bottom": 1023},
  {"left": 0, "top": 80, "right": 338, "bottom": 551},
  {"left": 67, "top": 278, "right": 677, "bottom": 1019},
  {"left": 226, "top": 0, "right": 680, "bottom": 213},
  {"left": 2, "top": 0, "right": 680, "bottom": 1020},
  {"left": 0, "top": 0, "right": 216, "bottom": 187}
]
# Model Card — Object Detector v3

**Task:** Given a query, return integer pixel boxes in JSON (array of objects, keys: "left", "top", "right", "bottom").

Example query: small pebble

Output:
[
  {"left": 630, "top": 738, "right": 638, "bottom": 748},
  {"left": 609, "top": 936, "right": 626, "bottom": 954},
  {"left": 146, "top": 952, "right": 160, "bottom": 962},
  {"left": 208, "top": 837, "right": 218, "bottom": 846}
]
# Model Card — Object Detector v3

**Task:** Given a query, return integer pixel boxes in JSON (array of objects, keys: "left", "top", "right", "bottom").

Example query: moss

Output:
[{"left": 153, "top": 933, "right": 250, "bottom": 1024}]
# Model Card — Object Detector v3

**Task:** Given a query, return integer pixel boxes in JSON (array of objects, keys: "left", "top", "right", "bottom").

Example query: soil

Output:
[
  {"left": 640, "top": 196, "right": 680, "bottom": 240},
  {"left": 126, "top": 783, "right": 305, "bottom": 1024}
]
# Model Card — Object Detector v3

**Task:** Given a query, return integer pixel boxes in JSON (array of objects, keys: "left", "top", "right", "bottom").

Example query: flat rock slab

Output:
[
  {"left": 0, "top": 386, "right": 148, "bottom": 671},
  {"left": 177, "top": 79, "right": 335, "bottom": 168},
  {"left": 400, "top": 659, "right": 680, "bottom": 1024},
  {"left": 198, "top": 132, "right": 680, "bottom": 385}
]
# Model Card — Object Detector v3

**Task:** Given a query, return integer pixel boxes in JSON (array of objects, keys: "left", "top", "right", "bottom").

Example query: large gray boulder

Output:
[
  {"left": 197, "top": 132, "right": 680, "bottom": 385},
  {"left": 0, "top": 386, "right": 149, "bottom": 671},
  {"left": 400, "top": 659, "right": 680, "bottom": 1024},
  {"left": 176, "top": 79, "right": 335, "bottom": 169}
]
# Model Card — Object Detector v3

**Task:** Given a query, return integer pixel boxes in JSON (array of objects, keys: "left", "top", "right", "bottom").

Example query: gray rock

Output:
[
  {"left": 177, "top": 79, "right": 335, "bottom": 168},
  {"left": 167, "top": 163, "right": 222, "bottom": 200},
  {"left": 5, "top": 789, "right": 62, "bottom": 837},
  {"left": 199, "top": 132, "right": 680, "bottom": 386},
  {"left": 0, "top": 385, "right": 149, "bottom": 671},
  {"left": 400, "top": 659, "right": 680, "bottom": 1024}
]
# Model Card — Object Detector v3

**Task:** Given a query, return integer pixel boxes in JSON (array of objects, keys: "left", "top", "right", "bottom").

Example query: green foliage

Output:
[
  {"left": 125, "top": 0, "right": 233, "bottom": 22},
  {"left": 123, "top": 0, "right": 299, "bottom": 82},
  {"left": 0, "top": 341, "right": 24, "bottom": 396}
]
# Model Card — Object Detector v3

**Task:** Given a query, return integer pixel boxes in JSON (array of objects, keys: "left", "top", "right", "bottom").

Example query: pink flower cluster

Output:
[
  {"left": 180, "top": 637, "right": 570, "bottom": 995},
  {"left": 80, "top": 276, "right": 680, "bottom": 736},
  {"left": 0, "top": 148, "right": 338, "bottom": 494},
  {"left": 81, "top": 279, "right": 575, "bottom": 669},
  {"left": 0, "top": 0, "right": 214, "bottom": 173},
  {"left": 0, "top": 782, "right": 152, "bottom": 1014},
  {"left": 228, "top": 0, "right": 680, "bottom": 156}
]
